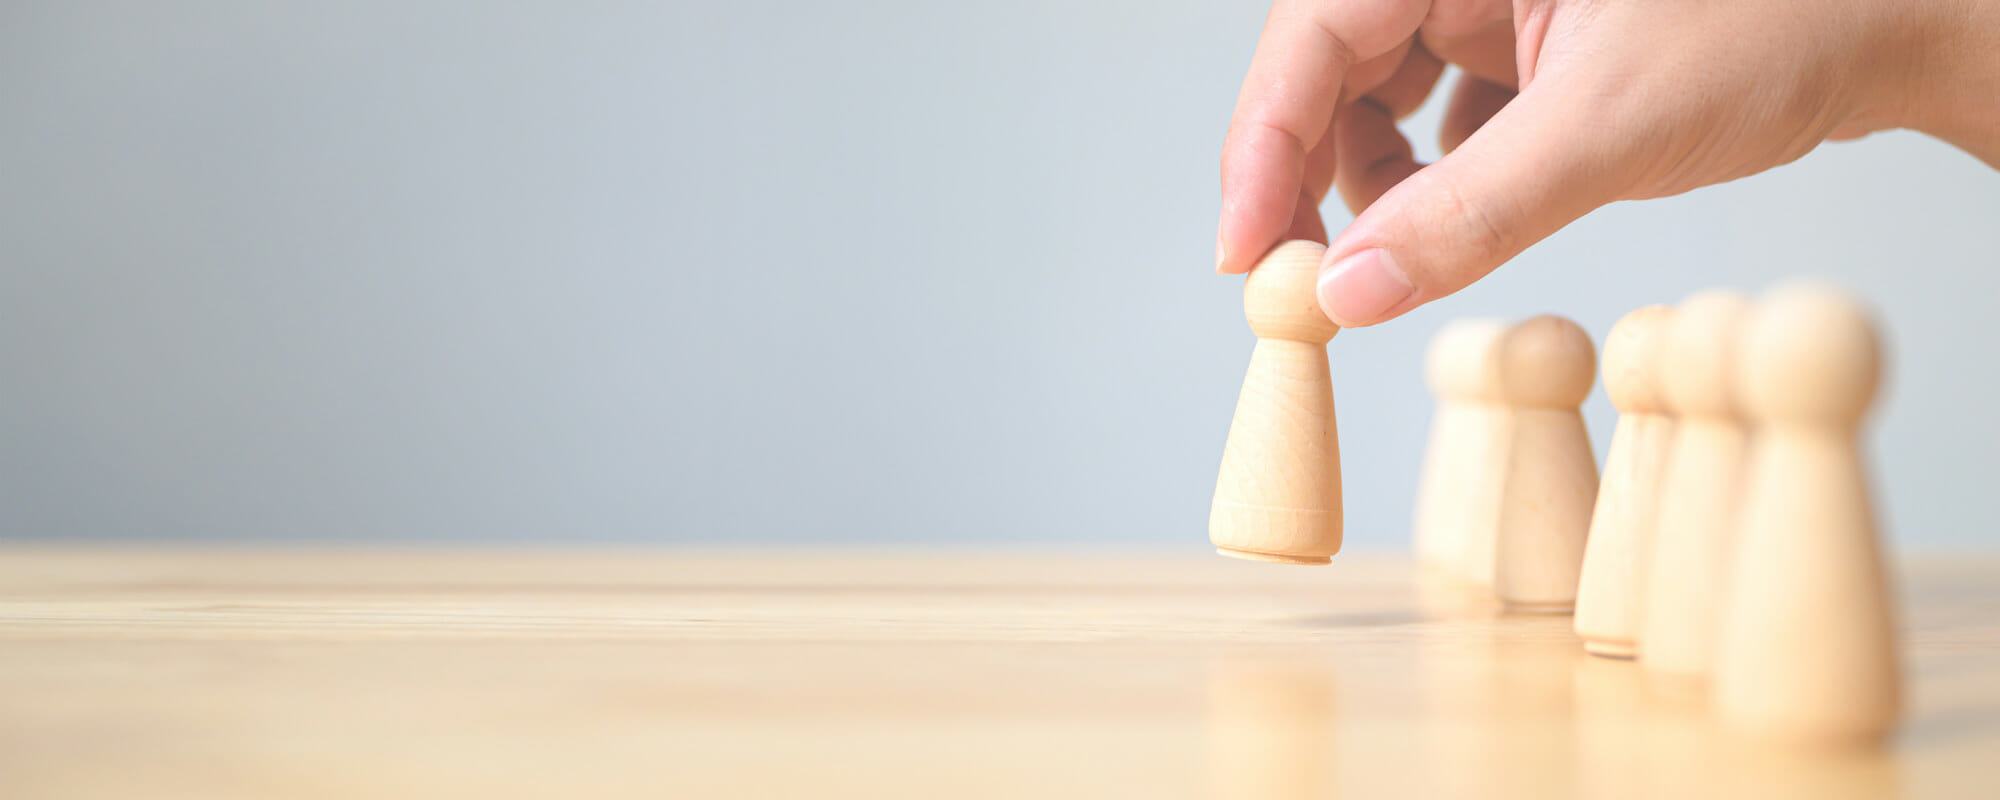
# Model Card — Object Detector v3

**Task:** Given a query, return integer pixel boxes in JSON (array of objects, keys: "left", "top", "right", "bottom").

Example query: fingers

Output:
[
  {"left": 1298, "top": 105, "right": 1343, "bottom": 212},
  {"left": 1296, "top": 40, "right": 1442, "bottom": 235},
  {"left": 1329, "top": 34, "right": 1509, "bottom": 216},
  {"left": 1217, "top": 0, "right": 1430, "bottom": 274},
  {"left": 1363, "top": 39, "right": 1446, "bottom": 119},
  {"left": 1315, "top": 77, "right": 1636, "bottom": 327},
  {"left": 1332, "top": 100, "right": 1423, "bottom": 213},
  {"left": 1419, "top": 16, "right": 1518, "bottom": 89},
  {"left": 1440, "top": 74, "right": 1516, "bottom": 154},
  {"left": 1329, "top": 43, "right": 1446, "bottom": 212}
]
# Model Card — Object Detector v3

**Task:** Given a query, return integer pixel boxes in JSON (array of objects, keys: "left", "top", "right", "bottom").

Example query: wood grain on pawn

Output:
[{"left": 1210, "top": 241, "right": 1343, "bottom": 565}]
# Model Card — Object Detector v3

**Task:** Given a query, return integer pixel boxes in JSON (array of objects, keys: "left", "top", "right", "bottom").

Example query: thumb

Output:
[{"left": 1315, "top": 80, "right": 1633, "bottom": 327}]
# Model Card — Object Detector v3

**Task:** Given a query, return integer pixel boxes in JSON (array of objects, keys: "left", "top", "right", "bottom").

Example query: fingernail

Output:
[
  {"left": 1317, "top": 248, "right": 1414, "bottom": 327},
  {"left": 1214, "top": 233, "right": 1228, "bottom": 274}
]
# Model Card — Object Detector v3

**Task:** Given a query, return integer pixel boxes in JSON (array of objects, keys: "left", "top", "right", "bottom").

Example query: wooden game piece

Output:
[
  {"left": 1456, "top": 333, "right": 1514, "bottom": 589},
  {"left": 1413, "top": 318, "right": 1507, "bottom": 574},
  {"left": 1210, "top": 241, "right": 1343, "bottom": 565},
  {"left": 1641, "top": 290, "right": 1752, "bottom": 684},
  {"left": 1714, "top": 284, "right": 1899, "bottom": 744},
  {"left": 1574, "top": 305, "right": 1677, "bottom": 657},
  {"left": 1493, "top": 315, "right": 1599, "bottom": 613}
]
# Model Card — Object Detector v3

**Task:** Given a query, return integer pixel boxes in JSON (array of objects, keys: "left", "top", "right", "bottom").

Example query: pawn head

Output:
[
  {"left": 1660, "top": 289, "right": 1751, "bottom": 418},
  {"left": 1601, "top": 305, "right": 1675, "bottom": 414},
  {"left": 1424, "top": 318, "right": 1506, "bottom": 400},
  {"left": 1498, "top": 314, "right": 1596, "bottom": 408},
  {"left": 1738, "top": 283, "right": 1882, "bottom": 427},
  {"left": 1243, "top": 241, "right": 1341, "bottom": 343}
]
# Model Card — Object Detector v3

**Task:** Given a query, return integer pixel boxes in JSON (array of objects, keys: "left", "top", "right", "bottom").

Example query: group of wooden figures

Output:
[{"left": 1208, "top": 240, "right": 1899, "bottom": 746}]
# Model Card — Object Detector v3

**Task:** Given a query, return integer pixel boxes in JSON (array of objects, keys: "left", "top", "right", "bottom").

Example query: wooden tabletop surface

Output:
[{"left": 2, "top": 547, "right": 1996, "bottom": 799}]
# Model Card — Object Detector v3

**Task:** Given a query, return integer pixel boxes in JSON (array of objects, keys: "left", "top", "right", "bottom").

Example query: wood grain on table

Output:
[{"left": 1, "top": 548, "right": 1996, "bottom": 799}]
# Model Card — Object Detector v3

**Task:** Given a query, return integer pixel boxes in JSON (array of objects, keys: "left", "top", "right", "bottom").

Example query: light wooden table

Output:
[{"left": 2, "top": 548, "right": 1996, "bottom": 799}]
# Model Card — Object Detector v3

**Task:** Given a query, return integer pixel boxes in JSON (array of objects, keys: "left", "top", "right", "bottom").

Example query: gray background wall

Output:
[{"left": 4, "top": 1, "right": 1995, "bottom": 550}]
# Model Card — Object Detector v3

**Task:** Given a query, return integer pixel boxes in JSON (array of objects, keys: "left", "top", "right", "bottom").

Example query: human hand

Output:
[{"left": 1216, "top": 0, "right": 2000, "bottom": 327}]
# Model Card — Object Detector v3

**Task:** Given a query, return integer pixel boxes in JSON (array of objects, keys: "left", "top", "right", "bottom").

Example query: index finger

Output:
[{"left": 1218, "top": 0, "right": 1431, "bottom": 274}]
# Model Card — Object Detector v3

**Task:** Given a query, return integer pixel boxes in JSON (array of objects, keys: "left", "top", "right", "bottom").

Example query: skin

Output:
[{"left": 1215, "top": 0, "right": 2000, "bottom": 328}]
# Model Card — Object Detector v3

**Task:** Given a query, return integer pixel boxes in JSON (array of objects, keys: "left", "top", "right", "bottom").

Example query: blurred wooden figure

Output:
[
  {"left": 1643, "top": 290, "right": 1752, "bottom": 685},
  {"left": 1493, "top": 315, "right": 1598, "bottom": 613},
  {"left": 1715, "top": 284, "right": 1899, "bottom": 744},
  {"left": 1457, "top": 330, "right": 1515, "bottom": 589},
  {"left": 1210, "top": 241, "right": 1342, "bottom": 565},
  {"left": 1575, "top": 305, "right": 1677, "bottom": 657},
  {"left": 1413, "top": 318, "right": 1507, "bottom": 575}
]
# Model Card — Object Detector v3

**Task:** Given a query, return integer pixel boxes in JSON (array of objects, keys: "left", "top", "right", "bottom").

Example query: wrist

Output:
[{"left": 1900, "top": 0, "right": 2000, "bottom": 166}]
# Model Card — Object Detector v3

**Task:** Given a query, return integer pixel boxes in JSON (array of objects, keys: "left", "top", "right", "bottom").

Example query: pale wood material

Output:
[
  {"left": 1574, "top": 305, "right": 1677, "bottom": 658},
  {"left": 1643, "top": 290, "right": 1753, "bottom": 684},
  {"left": 1450, "top": 324, "right": 1514, "bottom": 589},
  {"left": 1715, "top": 285, "right": 1900, "bottom": 744},
  {"left": 1458, "top": 400, "right": 1515, "bottom": 587},
  {"left": 1210, "top": 240, "right": 1342, "bottom": 565},
  {"left": 1, "top": 547, "right": 1995, "bottom": 800},
  {"left": 1493, "top": 315, "right": 1599, "bottom": 612},
  {"left": 1412, "top": 318, "right": 1507, "bottom": 574}
]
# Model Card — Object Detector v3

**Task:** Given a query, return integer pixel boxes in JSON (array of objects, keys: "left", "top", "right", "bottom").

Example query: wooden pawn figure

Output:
[
  {"left": 1642, "top": 290, "right": 1752, "bottom": 684},
  {"left": 1493, "top": 315, "right": 1599, "bottom": 612},
  {"left": 1456, "top": 332, "right": 1513, "bottom": 589},
  {"left": 1412, "top": 318, "right": 1507, "bottom": 574},
  {"left": 1574, "top": 305, "right": 1677, "bottom": 657},
  {"left": 1210, "top": 241, "right": 1342, "bottom": 565},
  {"left": 1714, "top": 284, "right": 1899, "bottom": 744}
]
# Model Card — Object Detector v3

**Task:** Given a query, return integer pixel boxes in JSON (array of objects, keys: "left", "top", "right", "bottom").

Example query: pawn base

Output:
[
  {"left": 1215, "top": 546, "right": 1331, "bottom": 566},
  {"left": 1583, "top": 639, "right": 1637, "bottom": 660},
  {"left": 1502, "top": 600, "right": 1575, "bottom": 615}
]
